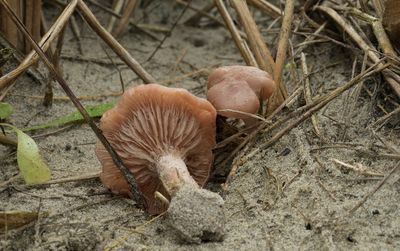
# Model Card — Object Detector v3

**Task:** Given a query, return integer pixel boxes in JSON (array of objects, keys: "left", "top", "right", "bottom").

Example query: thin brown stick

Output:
[
  {"left": 0, "top": 134, "right": 17, "bottom": 146},
  {"left": 183, "top": 1, "right": 216, "bottom": 26},
  {"left": 69, "top": 15, "right": 83, "bottom": 54},
  {"left": 214, "top": 0, "right": 257, "bottom": 66},
  {"left": 32, "top": 0, "right": 42, "bottom": 45},
  {"left": 0, "top": 0, "right": 144, "bottom": 206},
  {"left": 372, "top": 0, "right": 384, "bottom": 17},
  {"left": 317, "top": 5, "right": 400, "bottom": 97},
  {"left": 107, "top": 0, "right": 124, "bottom": 32},
  {"left": 177, "top": 0, "right": 224, "bottom": 27},
  {"left": 221, "top": 87, "right": 303, "bottom": 189},
  {"left": 77, "top": 0, "right": 155, "bottom": 83},
  {"left": 25, "top": 171, "right": 101, "bottom": 187},
  {"left": 301, "top": 52, "right": 325, "bottom": 141},
  {"left": 371, "top": 105, "right": 400, "bottom": 128},
  {"left": 248, "top": 0, "right": 282, "bottom": 19},
  {"left": 331, "top": 158, "right": 384, "bottom": 177},
  {"left": 0, "top": 0, "right": 78, "bottom": 92},
  {"left": 43, "top": 24, "right": 67, "bottom": 107},
  {"left": 112, "top": 0, "right": 138, "bottom": 38},
  {"left": 231, "top": 0, "right": 275, "bottom": 74},
  {"left": 349, "top": 162, "right": 400, "bottom": 213},
  {"left": 24, "top": 0, "right": 33, "bottom": 53},
  {"left": 340, "top": 6, "right": 396, "bottom": 57},
  {"left": 243, "top": 62, "right": 388, "bottom": 167},
  {"left": 267, "top": 0, "right": 295, "bottom": 113}
]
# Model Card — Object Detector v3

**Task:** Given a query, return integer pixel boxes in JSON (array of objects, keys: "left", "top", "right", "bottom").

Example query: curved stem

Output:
[{"left": 156, "top": 154, "right": 198, "bottom": 196}]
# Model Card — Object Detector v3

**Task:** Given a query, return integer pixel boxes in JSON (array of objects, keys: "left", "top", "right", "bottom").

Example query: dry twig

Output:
[{"left": 0, "top": 0, "right": 145, "bottom": 206}]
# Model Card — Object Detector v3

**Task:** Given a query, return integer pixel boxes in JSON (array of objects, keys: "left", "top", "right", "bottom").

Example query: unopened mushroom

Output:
[
  {"left": 207, "top": 66, "right": 276, "bottom": 125},
  {"left": 208, "top": 65, "right": 275, "bottom": 100},
  {"left": 95, "top": 84, "right": 225, "bottom": 242},
  {"left": 207, "top": 79, "right": 260, "bottom": 124}
]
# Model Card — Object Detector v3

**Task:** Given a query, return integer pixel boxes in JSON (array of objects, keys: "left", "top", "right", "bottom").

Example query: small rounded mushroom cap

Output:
[
  {"left": 95, "top": 84, "right": 216, "bottom": 215},
  {"left": 208, "top": 65, "right": 276, "bottom": 100},
  {"left": 207, "top": 79, "right": 260, "bottom": 120}
]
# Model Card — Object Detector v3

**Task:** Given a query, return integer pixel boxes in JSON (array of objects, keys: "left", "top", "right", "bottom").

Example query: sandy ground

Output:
[{"left": 1, "top": 1, "right": 399, "bottom": 250}]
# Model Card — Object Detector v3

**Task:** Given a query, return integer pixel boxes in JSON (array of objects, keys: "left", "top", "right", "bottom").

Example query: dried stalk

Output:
[
  {"left": 242, "top": 62, "right": 388, "bottom": 168},
  {"left": 372, "top": 0, "right": 384, "bottom": 17},
  {"left": 231, "top": 0, "right": 275, "bottom": 74},
  {"left": 317, "top": 5, "right": 400, "bottom": 97},
  {"left": 342, "top": 6, "right": 396, "bottom": 57},
  {"left": 349, "top": 161, "right": 400, "bottom": 213},
  {"left": 300, "top": 52, "right": 324, "bottom": 141},
  {"left": 0, "top": 0, "right": 78, "bottom": 92},
  {"left": 1, "top": 0, "right": 21, "bottom": 50},
  {"left": 183, "top": 1, "right": 216, "bottom": 26},
  {"left": 267, "top": 0, "right": 295, "bottom": 113},
  {"left": 248, "top": 0, "right": 281, "bottom": 19},
  {"left": 112, "top": 0, "right": 138, "bottom": 38},
  {"left": 31, "top": 0, "right": 42, "bottom": 45},
  {"left": 107, "top": 0, "right": 124, "bottom": 32},
  {"left": 0, "top": 0, "right": 144, "bottom": 206},
  {"left": 24, "top": 0, "right": 33, "bottom": 52},
  {"left": 214, "top": 0, "right": 257, "bottom": 66},
  {"left": 77, "top": 0, "right": 155, "bottom": 83}
]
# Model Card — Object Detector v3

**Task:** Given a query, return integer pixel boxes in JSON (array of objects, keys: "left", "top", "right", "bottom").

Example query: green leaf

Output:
[
  {"left": 0, "top": 102, "right": 13, "bottom": 119},
  {"left": 0, "top": 123, "right": 51, "bottom": 184},
  {"left": 23, "top": 102, "right": 115, "bottom": 132},
  {"left": 16, "top": 129, "right": 51, "bottom": 184}
]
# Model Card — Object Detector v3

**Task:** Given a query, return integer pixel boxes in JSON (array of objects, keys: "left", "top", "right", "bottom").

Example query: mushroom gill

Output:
[{"left": 95, "top": 84, "right": 216, "bottom": 214}]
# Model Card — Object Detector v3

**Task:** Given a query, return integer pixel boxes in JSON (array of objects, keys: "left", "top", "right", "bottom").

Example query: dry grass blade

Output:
[
  {"left": 340, "top": 6, "right": 396, "bottom": 57},
  {"left": 267, "top": 0, "right": 294, "bottom": 113},
  {"left": 77, "top": 0, "right": 155, "bottom": 83},
  {"left": 349, "top": 161, "right": 400, "bottom": 213},
  {"left": 214, "top": 0, "right": 257, "bottom": 66},
  {"left": 242, "top": 61, "right": 388, "bottom": 167},
  {"left": 177, "top": 0, "right": 223, "bottom": 27},
  {"left": 331, "top": 158, "right": 384, "bottom": 177},
  {"left": 106, "top": 0, "right": 124, "bottom": 32},
  {"left": 217, "top": 109, "right": 270, "bottom": 123},
  {"left": 0, "top": 0, "right": 144, "bottom": 206},
  {"left": 0, "top": 0, "right": 78, "bottom": 92},
  {"left": 112, "top": 0, "right": 139, "bottom": 38},
  {"left": 370, "top": 106, "right": 400, "bottom": 129},
  {"left": 183, "top": 1, "right": 216, "bottom": 26},
  {"left": 248, "top": 0, "right": 282, "bottom": 19},
  {"left": 316, "top": 5, "right": 400, "bottom": 97},
  {"left": 231, "top": 0, "right": 275, "bottom": 74},
  {"left": 300, "top": 52, "right": 325, "bottom": 141},
  {"left": 24, "top": 171, "right": 101, "bottom": 187},
  {"left": 221, "top": 87, "right": 303, "bottom": 190}
]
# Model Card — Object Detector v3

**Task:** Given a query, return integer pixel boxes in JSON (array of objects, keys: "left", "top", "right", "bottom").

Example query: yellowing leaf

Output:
[
  {"left": 15, "top": 129, "right": 51, "bottom": 184},
  {"left": 0, "top": 210, "right": 47, "bottom": 233}
]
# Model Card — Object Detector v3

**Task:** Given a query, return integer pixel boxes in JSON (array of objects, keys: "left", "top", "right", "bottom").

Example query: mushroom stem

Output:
[{"left": 156, "top": 154, "right": 199, "bottom": 196}]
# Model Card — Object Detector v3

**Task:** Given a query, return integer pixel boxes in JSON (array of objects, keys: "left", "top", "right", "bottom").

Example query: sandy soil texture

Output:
[{"left": 1, "top": 1, "right": 399, "bottom": 250}]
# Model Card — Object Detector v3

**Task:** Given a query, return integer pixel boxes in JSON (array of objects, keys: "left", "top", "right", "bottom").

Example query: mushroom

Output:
[
  {"left": 207, "top": 79, "right": 260, "bottom": 125},
  {"left": 207, "top": 66, "right": 276, "bottom": 125},
  {"left": 95, "top": 84, "right": 217, "bottom": 215},
  {"left": 208, "top": 65, "right": 275, "bottom": 100},
  {"left": 96, "top": 84, "right": 225, "bottom": 242}
]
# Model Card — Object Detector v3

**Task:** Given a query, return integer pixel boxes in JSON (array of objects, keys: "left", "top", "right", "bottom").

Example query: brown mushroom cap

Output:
[
  {"left": 95, "top": 84, "right": 216, "bottom": 214},
  {"left": 208, "top": 65, "right": 276, "bottom": 100},
  {"left": 207, "top": 79, "right": 260, "bottom": 120}
]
